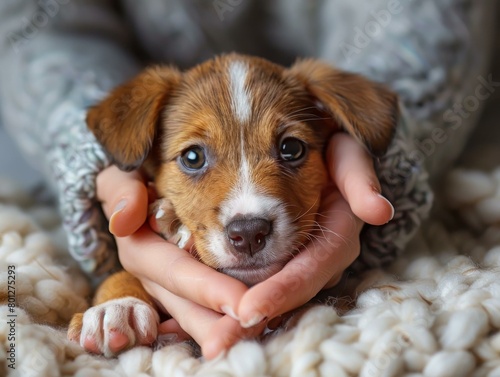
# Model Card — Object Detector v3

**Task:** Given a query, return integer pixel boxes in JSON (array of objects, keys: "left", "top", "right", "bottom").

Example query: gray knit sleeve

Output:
[
  {"left": 315, "top": 0, "right": 497, "bottom": 270},
  {"left": 0, "top": 0, "right": 141, "bottom": 276}
]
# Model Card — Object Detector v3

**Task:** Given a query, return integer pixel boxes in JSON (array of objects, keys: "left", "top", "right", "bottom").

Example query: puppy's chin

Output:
[{"left": 220, "top": 263, "right": 285, "bottom": 286}]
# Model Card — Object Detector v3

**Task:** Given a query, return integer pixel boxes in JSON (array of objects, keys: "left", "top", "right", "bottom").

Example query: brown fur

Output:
[
  {"left": 288, "top": 59, "right": 398, "bottom": 156},
  {"left": 87, "top": 67, "right": 182, "bottom": 171}
]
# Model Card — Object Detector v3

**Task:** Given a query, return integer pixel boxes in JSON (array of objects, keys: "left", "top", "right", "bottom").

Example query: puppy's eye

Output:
[
  {"left": 180, "top": 146, "right": 206, "bottom": 171},
  {"left": 280, "top": 138, "right": 307, "bottom": 162}
]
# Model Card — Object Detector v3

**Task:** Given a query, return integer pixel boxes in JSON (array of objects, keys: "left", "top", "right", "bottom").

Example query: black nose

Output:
[{"left": 226, "top": 218, "right": 272, "bottom": 256}]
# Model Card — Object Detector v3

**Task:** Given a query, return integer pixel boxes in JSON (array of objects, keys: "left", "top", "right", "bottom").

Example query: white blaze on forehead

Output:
[
  {"left": 220, "top": 157, "right": 283, "bottom": 226},
  {"left": 229, "top": 61, "right": 251, "bottom": 123},
  {"left": 229, "top": 149, "right": 280, "bottom": 221},
  {"left": 210, "top": 136, "right": 297, "bottom": 269},
  {"left": 224, "top": 182, "right": 282, "bottom": 221},
  {"left": 204, "top": 60, "right": 296, "bottom": 270}
]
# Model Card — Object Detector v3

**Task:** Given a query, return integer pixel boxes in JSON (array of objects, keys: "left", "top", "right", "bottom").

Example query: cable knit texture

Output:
[
  {"left": 354, "top": 113, "right": 434, "bottom": 271},
  {"left": 0, "top": 1, "right": 495, "bottom": 278}
]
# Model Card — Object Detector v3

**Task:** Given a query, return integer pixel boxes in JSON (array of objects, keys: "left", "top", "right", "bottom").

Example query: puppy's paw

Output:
[
  {"left": 150, "top": 198, "right": 192, "bottom": 248},
  {"left": 68, "top": 297, "right": 159, "bottom": 357},
  {"left": 150, "top": 198, "right": 180, "bottom": 237}
]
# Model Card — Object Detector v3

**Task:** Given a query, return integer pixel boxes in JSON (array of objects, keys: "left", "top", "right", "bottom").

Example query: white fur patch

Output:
[
  {"left": 212, "top": 171, "right": 294, "bottom": 268},
  {"left": 80, "top": 297, "right": 159, "bottom": 357},
  {"left": 229, "top": 61, "right": 251, "bottom": 123},
  {"left": 231, "top": 146, "right": 279, "bottom": 224},
  {"left": 221, "top": 183, "right": 283, "bottom": 224},
  {"left": 207, "top": 228, "right": 239, "bottom": 266}
]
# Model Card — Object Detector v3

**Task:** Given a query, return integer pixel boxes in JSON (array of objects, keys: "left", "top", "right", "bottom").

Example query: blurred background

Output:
[{"left": 1, "top": 6, "right": 499, "bottom": 190}]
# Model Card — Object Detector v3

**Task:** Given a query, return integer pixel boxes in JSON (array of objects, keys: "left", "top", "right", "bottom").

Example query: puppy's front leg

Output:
[{"left": 68, "top": 271, "right": 160, "bottom": 357}]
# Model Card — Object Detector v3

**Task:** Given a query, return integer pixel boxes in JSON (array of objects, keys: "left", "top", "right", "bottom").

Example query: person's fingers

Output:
[
  {"left": 115, "top": 224, "right": 248, "bottom": 317},
  {"left": 327, "top": 133, "right": 394, "bottom": 226},
  {"left": 96, "top": 165, "right": 149, "bottom": 237},
  {"left": 144, "top": 279, "right": 264, "bottom": 359},
  {"left": 237, "top": 191, "right": 363, "bottom": 328},
  {"left": 158, "top": 319, "right": 192, "bottom": 342},
  {"left": 143, "top": 279, "right": 221, "bottom": 337},
  {"left": 200, "top": 314, "right": 267, "bottom": 359}
]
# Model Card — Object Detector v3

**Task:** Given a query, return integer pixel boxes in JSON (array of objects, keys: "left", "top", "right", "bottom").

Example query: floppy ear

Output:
[
  {"left": 86, "top": 66, "right": 181, "bottom": 171},
  {"left": 287, "top": 59, "right": 398, "bottom": 156}
]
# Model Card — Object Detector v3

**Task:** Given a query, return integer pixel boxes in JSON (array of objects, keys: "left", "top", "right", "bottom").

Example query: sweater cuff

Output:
[
  {"left": 351, "top": 109, "right": 434, "bottom": 272},
  {"left": 46, "top": 106, "right": 119, "bottom": 276}
]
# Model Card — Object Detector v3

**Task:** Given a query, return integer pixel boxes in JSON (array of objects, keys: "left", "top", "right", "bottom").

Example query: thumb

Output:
[
  {"left": 96, "top": 165, "right": 149, "bottom": 237},
  {"left": 327, "top": 133, "right": 394, "bottom": 226}
]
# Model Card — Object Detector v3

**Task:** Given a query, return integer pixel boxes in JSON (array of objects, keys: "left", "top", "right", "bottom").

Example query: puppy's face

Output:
[
  {"left": 155, "top": 59, "right": 331, "bottom": 284},
  {"left": 87, "top": 54, "right": 398, "bottom": 285}
]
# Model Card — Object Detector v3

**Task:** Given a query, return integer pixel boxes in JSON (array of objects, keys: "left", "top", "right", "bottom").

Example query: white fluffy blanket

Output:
[{"left": 1, "top": 158, "right": 500, "bottom": 376}]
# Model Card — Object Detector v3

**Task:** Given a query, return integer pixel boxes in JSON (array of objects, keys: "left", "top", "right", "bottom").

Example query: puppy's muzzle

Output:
[{"left": 226, "top": 217, "right": 272, "bottom": 256}]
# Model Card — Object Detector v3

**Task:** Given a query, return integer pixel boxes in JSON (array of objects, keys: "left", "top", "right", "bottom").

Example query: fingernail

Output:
[
  {"left": 113, "top": 199, "right": 127, "bottom": 215},
  {"left": 377, "top": 193, "right": 395, "bottom": 221},
  {"left": 220, "top": 305, "right": 239, "bottom": 321},
  {"left": 109, "top": 199, "right": 127, "bottom": 234},
  {"left": 241, "top": 312, "right": 267, "bottom": 329}
]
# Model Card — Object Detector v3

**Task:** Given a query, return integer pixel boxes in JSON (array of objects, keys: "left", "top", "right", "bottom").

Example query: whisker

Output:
[
  {"left": 291, "top": 197, "right": 321, "bottom": 223},
  {"left": 284, "top": 106, "right": 319, "bottom": 117},
  {"left": 293, "top": 214, "right": 354, "bottom": 252}
]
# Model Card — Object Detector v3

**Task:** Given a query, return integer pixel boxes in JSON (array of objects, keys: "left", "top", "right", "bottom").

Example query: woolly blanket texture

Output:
[{"left": 1, "top": 139, "right": 500, "bottom": 377}]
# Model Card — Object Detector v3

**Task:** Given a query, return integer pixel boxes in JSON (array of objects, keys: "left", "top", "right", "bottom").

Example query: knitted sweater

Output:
[{"left": 0, "top": 0, "right": 496, "bottom": 277}]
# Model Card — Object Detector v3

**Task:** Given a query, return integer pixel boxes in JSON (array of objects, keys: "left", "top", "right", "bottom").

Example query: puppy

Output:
[{"left": 68, "top": 53, "right": 398, "bottom": 356}]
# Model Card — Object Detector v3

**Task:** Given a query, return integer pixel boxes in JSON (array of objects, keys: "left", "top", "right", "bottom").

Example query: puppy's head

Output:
[{"left": 87, "top": 54, "right": 397, "bottom": 285}]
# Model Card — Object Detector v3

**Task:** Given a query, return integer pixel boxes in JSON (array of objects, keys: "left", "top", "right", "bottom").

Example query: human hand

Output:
[
  {"left": 95, "top": 132, "right": 393, "bottom": 359},
  {"left": 225, "top": 132, "right": 394, "bottom": 349},
  {"left": 95, "top": 166, "right": 263, "bottom": 358}
]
